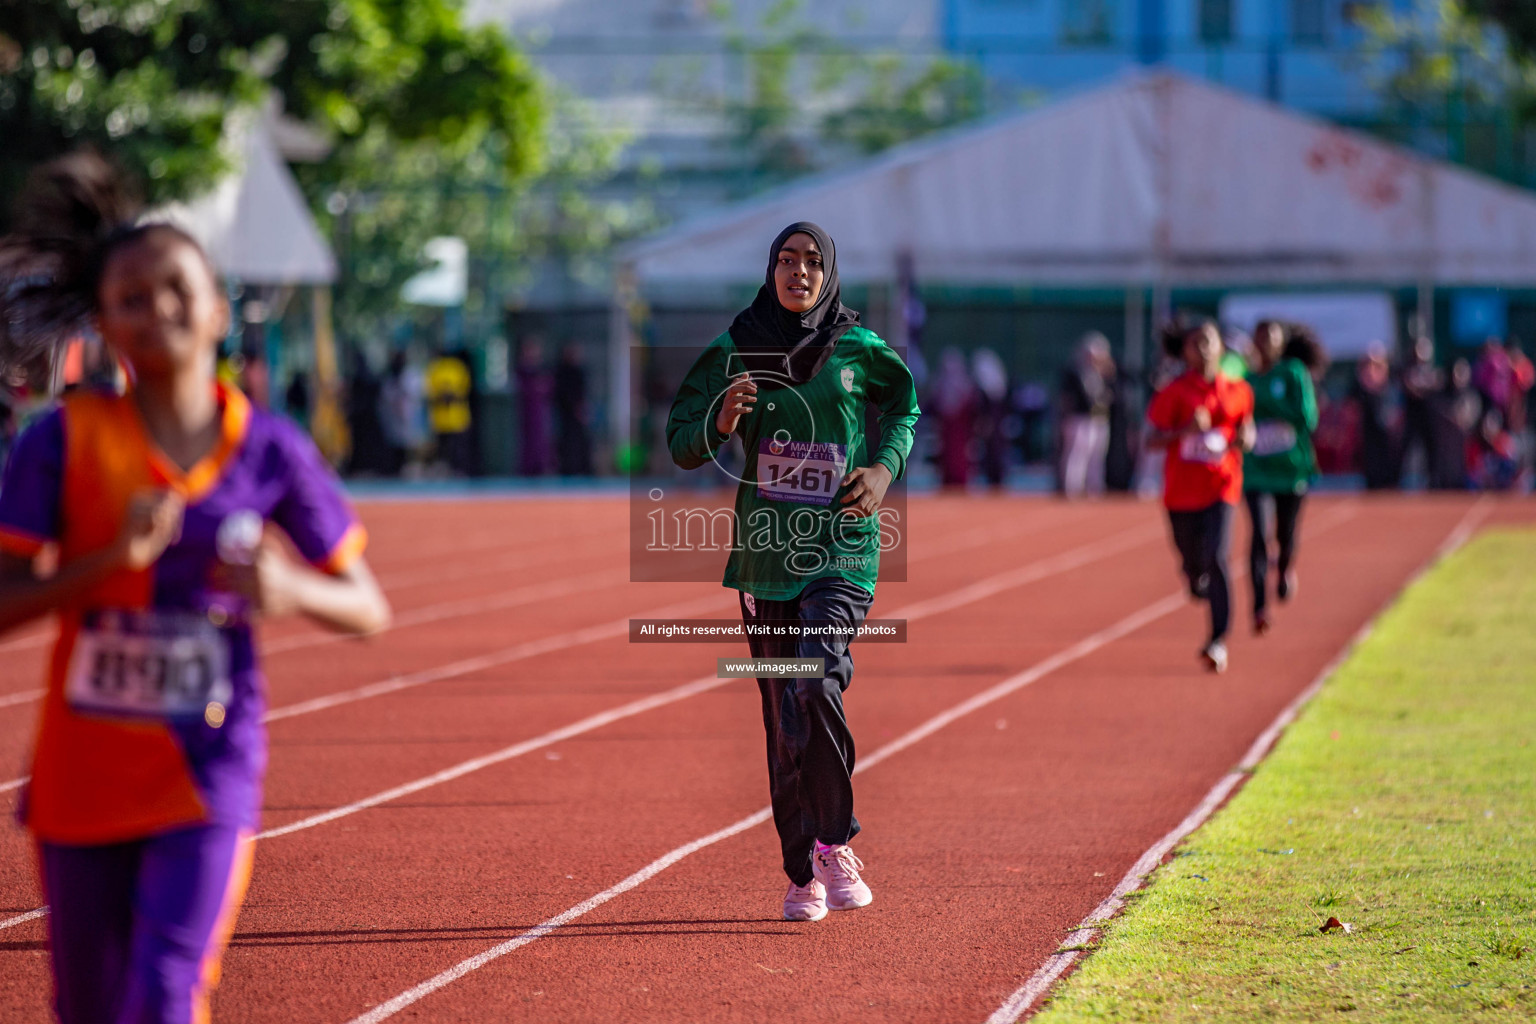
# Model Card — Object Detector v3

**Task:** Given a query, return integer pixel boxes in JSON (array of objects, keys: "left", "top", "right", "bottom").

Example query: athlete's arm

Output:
[
  {"left": 1144, "top": 392, "right": 1207, "bottom": 450},
  {"left": 865, "top": 338, "right": 920, "bottom": 481},
  {"left": 667, "top": 343, "right": 735, "bottom": 470},
  {"left": 0, "top": 490, "right": 184, "bottom": 636},
  {"left": 214, "top": 539, "right": 390, "bottom": 636}
]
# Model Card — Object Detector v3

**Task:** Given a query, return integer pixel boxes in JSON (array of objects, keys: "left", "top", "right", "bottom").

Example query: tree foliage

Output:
[
  {"left": 707, "top": 0, "right": 986, "bottom": 181},
  {"left": 1463, "top": 0, "right": 1536, "bottom": 59},
  {"left": 0, "top": 0, "right": 547, "bottom": 230}
]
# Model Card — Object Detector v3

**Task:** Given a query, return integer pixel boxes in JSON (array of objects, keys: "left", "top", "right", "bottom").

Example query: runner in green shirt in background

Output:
[
  {"left": 667, "top": 222, "right": 920, "bottom": 924},
  {"left": 1243, "top": 320, "right": 1323, "bottom": 635}
]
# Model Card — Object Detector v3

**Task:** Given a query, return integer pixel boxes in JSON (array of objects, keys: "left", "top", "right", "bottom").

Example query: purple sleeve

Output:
[
  {"left": 268, "top": 419, "right": 365, "bottom": 572},
  {"left": 0, "top": 408, "right": 64, "bottom": 557}
]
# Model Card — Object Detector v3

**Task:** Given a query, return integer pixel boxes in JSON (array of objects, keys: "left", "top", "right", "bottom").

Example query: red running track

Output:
[{"left": 0, "top": 494, "right": 1528, "bottom": 1023}]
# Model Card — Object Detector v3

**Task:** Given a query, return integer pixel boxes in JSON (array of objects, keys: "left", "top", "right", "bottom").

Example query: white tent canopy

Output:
[
  {"left": 162, "top": 117, "right": 336, "bottom": 285},
  {"left": 621, "top": 71, "right": 1536, "bottom": 288}
]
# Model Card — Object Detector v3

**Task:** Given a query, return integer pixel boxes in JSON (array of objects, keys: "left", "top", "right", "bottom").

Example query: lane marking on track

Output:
[
  {"left": 0, "top": 519, "right": 1169, "bottom": 931},
  {"left": 0, "top": 518, "right": 1139, "bottom": 799},
  {"left": 340, "top": 509, "right": 1364, "bottom": 1022},
  {"left": 0, "top": 689, "right": 43, "bottom": 710},
  {"left": 983, "top": 496, "right": 1490, "bottom": 1024},
  {"left": 0, "top": 498, "right": 1053, "bottom": 695},
  {"left": 0, "top": 907, "right": 47, "bottom": 931},
  {"left": 0, "top": 776, "right": 26, "bottom": 794},
  {"left": 262, "top": 569, "right": 621, "bottom": 656}
]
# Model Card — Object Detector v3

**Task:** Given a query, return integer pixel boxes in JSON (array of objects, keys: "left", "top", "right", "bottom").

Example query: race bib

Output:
[
  {"left": 1252, "top": 421, "right": 1298, "bottom": 457},
  {"left": 66, "top": 610, "right": 232, "bottom": 722},
  {"left": 1178, "top": 430, "right": 1229, "bottom": 465},
  {"left": 756, "top": 440, "right": 848, "bottom": 506}
]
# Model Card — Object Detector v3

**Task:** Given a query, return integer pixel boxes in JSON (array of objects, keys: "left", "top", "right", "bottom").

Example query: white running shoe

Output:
[
  {"left": 813, "top": 842, "right": 873, "bottom": 911},
  {"left": 1200, "top": 640, "right": 1229, "bottom": 674},
  {"left": 783, "top": 878, "right": 828, "bottom": 922}
]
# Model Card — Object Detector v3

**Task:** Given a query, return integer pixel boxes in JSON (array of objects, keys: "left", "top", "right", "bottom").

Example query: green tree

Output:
[
  {"left": 0, "top": 0, "right": 547, "bottom": 231},
  {"left": 1463, "top": 0, "right": 1536, "bottom": 58},
  {"left": 704, "top": 0, "right": 987, "bottom": 184}
]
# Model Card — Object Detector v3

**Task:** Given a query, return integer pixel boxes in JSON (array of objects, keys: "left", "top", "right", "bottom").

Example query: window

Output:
[
  {"left": 1292, "top": 0, "right": 1327, "bottom": 44},
  {"left": 1199, "top": 0, "right": 1233, "bottom": 43},
  {"left": 1061, "top": 0, "right": 1118, "bottom": 45}
]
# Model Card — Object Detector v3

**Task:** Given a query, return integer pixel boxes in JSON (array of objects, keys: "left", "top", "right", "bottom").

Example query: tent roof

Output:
[
  {"left": 622, "top": 72, "right": 1536, "bottom": 288},
  {"left": 162, "top": 118, "right": 336, "bottom": 285}
]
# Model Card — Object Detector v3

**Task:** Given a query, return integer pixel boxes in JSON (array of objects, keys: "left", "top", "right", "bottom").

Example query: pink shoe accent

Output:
[
  {"left": 813, "top": 842, "right": 873, "bottom": 910},
  {"left": 783, "top": 878, "right": 827, "bottom": 921}
]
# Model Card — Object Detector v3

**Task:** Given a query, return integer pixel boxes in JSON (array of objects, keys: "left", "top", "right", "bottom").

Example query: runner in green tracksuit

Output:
[
  {"left": 667, "top": 222, "right": 919, "bottom": 924},
  {"left": 1243, "top": 320, "right": 1322, "bottom": 633}
]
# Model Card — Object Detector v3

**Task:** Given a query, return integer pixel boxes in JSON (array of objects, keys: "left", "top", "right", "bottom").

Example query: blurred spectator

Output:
[
  {"left": 345, "top": 353, "right": 393, "bottom": 476},
  {"left": 239, "top": 344, "right": 270, "bottom": 410},
  {"left": 971, "top": 348, "right": 1010, "bottom": 489},
  {"left": 284, "top": 371, "right": 311, "bottom": 428},
  {"left": 425, "top": 346, "right": 474, "bottom": 476},
  {"left": 933, "top": 347, "right": 976, "bottom": 488},
  {"left": 1430, "top": 359, "right": 1479, "bottom": 490},
  {"left": 1473, "top": 337, "right": 1512, "bottom": 421},
  {"left": 1350, "top": 341, "right": 1397, "bottom": 490},
  {"left": 1013, "top": 381, "right": 1050, "bottom": 465},
  {"left": 380, "top": 350, "right": 428, "bottom": 476},
  {"left": 1506, "top": 340, "right": 1533, "bottom": 485},
  {"left": 554, "top": 343, "right": 595, "bottom": 476},
  {"left": 1104, "top": 356, "right": 1136, "bottom": 493},
  {"left": 516, "top": 336, "right": 553, "bottom": 476},
  {"left": 1509, "top": 340, "right": 1533, "bottom": 432},
  {"left": 1398, "top": 336, "right": 1441, "bottom": 486},
  {"left": 1058, "top": 332, "right": 1113, "bottom": 497},
  {"left": 1469, "top": 409, "right": 1518, "bottom": 491}
]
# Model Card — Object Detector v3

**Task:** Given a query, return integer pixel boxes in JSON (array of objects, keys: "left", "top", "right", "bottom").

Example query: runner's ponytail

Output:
[
  {"left": 1282, "top": 322, "right": 1328, "bottom": 374},
  {"left": 0, "top": 150, "right": 206, "bottom": 388}
]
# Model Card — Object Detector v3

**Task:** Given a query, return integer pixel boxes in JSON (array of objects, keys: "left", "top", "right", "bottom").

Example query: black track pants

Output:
[
  {"left": 740, "top": 576, "right": 874, "bottom": 887},
  {"left": 1167, "top": 501, "right": 1234, "bottom": 645},
  {"left": 1244, "top": 490, "right": 1305, "bottom": 616}
]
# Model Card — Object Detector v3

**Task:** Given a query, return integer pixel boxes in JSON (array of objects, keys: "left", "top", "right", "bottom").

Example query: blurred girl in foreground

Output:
[{"left": 0, "top": 152, "right": 390, "bottom": 1023}]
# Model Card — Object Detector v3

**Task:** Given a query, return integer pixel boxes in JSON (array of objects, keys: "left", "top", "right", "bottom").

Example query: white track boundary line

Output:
[
  {"left": 0, "top": 907, "right": 47, "bottom": 931},
  {"left": 983, "top": 495, "right": 1491, "bottom": 1024},
  {"left": 341, "top": 508, "right": 1368, "bottom": 1022},
  {"left": 0, "top": 520, "right": 1165, "bottom": 931}
]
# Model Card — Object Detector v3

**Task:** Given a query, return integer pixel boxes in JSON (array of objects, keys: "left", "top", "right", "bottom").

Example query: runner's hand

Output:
[
  {"left": 114, "top": 490, "right": 185, "bottom": 570},
  {"left": 715, "top": 373, "right": 757, "bottom": 435},
  {"left": 1190, "top": 406, "right": 1212, "bottom": 433},
  {"left": 212, "top": 535, "right": 301, "bottom": 617},
  {"left": 840, "top": 464, "right": 893, "bottom": 518}
]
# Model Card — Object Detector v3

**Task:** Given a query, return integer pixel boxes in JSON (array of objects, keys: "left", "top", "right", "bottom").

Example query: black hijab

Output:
[{"left": 728, "top": 221, "right": 860, "bottom": 390}]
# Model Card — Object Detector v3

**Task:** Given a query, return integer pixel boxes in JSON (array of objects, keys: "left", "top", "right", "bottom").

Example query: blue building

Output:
[{"left": 942, "top": 0, "right": 1412, "bottom": 116}]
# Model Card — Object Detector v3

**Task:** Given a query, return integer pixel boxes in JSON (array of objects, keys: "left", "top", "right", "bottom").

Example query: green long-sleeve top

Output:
[
  {"left": 667, "top": 326, "right": 921, "bottom": 601},
  {"left": 1243, "top": 357, "right": 1319, "bottom": 494}
]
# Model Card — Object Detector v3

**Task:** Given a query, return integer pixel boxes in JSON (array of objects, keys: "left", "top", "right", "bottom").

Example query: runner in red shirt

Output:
[{"left": 1146, "top": 319, "right": 1255, "bottom": 672}]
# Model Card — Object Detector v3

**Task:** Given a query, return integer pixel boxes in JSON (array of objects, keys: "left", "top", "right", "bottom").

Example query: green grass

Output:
[{"left": 1033, "top": 529, "right": 1536, "bottom": 1023}]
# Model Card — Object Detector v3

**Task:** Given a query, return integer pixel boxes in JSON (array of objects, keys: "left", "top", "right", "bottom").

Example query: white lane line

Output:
[
  {"left": 0, "top": 776, "right": 27, "bottom": 794},
  {"left": 261, "top": 593, "right": 728, "bottom": 723},
  {"left": 262, "top": 568, "right": 620, "bottom": 656},
  {"left": 339, "top": 505, "right": 1365, "bottom": 1021},
  {"left": 0, "top": 907, "right": 48, "bottom": 931},
  {"left": 0, "top": 517, "right": 1142, "bottom": 798},
  {"left": 983, "top": 496, "right": 1491, "bottom": 1024},
  {"left": 0, "top": 518, "right": 1169, "bottom": 930},
  {"left": 0, "top": 689, "right": 43, "bottom": 710},
  {"left": 347, "top": 807, "right": 776, "bottom": 1024},
  {"left": 0, "top": 499, "right": 1050, "bottom": 701},
  {"left": 342, "top": 595, "right": 1193, "bottom": 1020}
]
